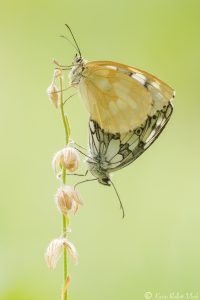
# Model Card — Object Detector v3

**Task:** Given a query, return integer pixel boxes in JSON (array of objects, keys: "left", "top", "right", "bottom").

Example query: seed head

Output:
[
  {"left": 52, "top": 147, "right": 80, "bottom": 173},
  {"left": 53, "top": 68, "right": 63, "bottom": 80},
  {"left": 47, "top": 83, "right": 59, "bottom": 108},
  {"left": 47, "top": 68, "right": 63, "bottom": 107},
  {"left": 45, "top": 237, "right": 78, "bottom": 269},
  {"left": 55, "top": 185, "right": 82, "bottom": 215}
]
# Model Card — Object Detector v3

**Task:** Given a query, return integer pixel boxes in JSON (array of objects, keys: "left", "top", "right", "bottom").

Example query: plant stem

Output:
[
  {"left": 59, "top": 75, "right": 70, "bottom": 300},
  {"left": 59, "top": 77, "right": 69, "bottom": 145},
  {"left": 63, "top": 214, "right": 67, "bottom": 276},
  {"left": 62, "top": 174, "right": 68, "bottom": 300}
]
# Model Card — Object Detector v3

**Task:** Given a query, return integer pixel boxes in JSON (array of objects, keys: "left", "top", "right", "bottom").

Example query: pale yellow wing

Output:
[{"left": 79, "top": 60, "right": 175, "bottom": 134}]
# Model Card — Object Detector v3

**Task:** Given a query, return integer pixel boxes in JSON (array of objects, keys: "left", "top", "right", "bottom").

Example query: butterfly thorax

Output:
[
  {"left": 86, "top": 159, "right": 111, "bottom": 186},
  {"left": 68, "top": 55, "right": 87, "bottom": 86}
]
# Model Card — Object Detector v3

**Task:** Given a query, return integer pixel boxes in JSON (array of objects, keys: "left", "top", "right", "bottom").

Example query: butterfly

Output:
[{"left": 60, "top": 25, "right": 175, "bottom": 134}]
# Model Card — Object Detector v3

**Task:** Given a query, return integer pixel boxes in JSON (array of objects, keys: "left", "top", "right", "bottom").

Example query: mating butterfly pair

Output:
[{"left": 62, "top": 25, "right": 175, "bottom": 215}]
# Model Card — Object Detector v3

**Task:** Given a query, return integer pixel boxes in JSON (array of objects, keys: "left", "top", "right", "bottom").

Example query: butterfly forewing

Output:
[{"left": 80, "top": 61, "right": 175, "bottom": 134}]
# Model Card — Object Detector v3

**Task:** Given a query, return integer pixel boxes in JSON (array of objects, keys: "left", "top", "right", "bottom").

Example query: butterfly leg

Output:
[
  {"left": 74, "top": 142, "right": 87, "bottom": 151},
  {"left": 74, "top": 178, "right": 98, "bottom": 191},
  {"left": 67, "top": 170, "right": 88, "bottom": 177},
  {"left": 56, "top": 170, "right": 88, "bottom": 181},
  {"left": 73, "top": 146, "right": 92, "bottom": 159},
  {"left": 63, "top": 92, "right": 78, "bottom": 105},
  {"left": 53, "top": 59, "right": 73, "bottom": 69}
]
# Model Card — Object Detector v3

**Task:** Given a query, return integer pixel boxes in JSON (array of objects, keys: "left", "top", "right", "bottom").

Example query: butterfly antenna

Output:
[
  {"left": 60, "top": 34, "right": 80, "bottom": 55},
  {"left": 65, "top": 24, "right": 82, "bottom": 57},
  {"left": 110, "top": 179, "right": 125, "bottom": 218}
]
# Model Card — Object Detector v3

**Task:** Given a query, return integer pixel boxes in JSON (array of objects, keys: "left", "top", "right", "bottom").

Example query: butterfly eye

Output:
[
  {"left": 73, "top": 54, "right": 82, "bottom": 63},
  {"left": 76, "top": 57, "right": 82, "bottom": 63}
]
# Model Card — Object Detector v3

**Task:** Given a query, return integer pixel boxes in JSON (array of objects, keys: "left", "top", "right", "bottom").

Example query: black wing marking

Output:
[
  {"left": 88, "top": 119, "right": 118, "bottom": 159},
  {"left": 88, "top": 102, "right": 173, "bottom": 173}
]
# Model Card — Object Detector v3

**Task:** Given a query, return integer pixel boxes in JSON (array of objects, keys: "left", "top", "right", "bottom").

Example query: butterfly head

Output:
[
  {"left": 98, "top": 177, "right": 111, "bottom": 186},
  {"left": 73, "top": 53, "right": 83, "bottom": 65},
  {"left": 86, "top": 159, "right": 111, "bottom": 186},
  {"left": 68, "top": 54, "right": 86, "bottom": 86}
]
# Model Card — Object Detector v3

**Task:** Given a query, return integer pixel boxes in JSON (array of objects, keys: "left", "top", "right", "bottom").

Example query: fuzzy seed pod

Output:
[
  {"left": 45, "top": 237, "right": 78, "bottom": 269},
  {"left": 52, "top": 147, "right": 80, "bottom": 173},
  {"left": 55, "top": 185, "right": 82, "bottom": 215}
]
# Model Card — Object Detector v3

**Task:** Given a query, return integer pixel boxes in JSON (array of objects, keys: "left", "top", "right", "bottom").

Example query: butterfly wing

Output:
[
  {"left": 80, "top": 60, "right": 175, "bottom": 134},
  {"left": 88, "top": 102, "right": 173, "bottom": 174}
]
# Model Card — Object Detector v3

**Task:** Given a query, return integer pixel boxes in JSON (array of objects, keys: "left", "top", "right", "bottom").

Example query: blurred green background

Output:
[{"left": 1, "top": 0, "right": 200, "bottom": 299}]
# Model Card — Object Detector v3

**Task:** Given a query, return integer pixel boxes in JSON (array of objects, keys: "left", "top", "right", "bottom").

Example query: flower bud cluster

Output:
[
  {"left": 45, "top": 69, "right": 84, "bottom": 292},
  {"left": 45, "top": 145, "right": 81, "bottom": 269}
]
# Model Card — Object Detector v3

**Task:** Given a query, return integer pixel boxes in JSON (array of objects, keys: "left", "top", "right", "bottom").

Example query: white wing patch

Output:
[
  {"left": 131, "top": 73, "right": 147, "bottom": 86},
  {"left": 105, "top": 138, "right": 121, "bottom": 161}
]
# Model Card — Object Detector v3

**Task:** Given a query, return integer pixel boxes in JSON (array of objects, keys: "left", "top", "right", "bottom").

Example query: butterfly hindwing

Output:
[{"left": 88, "top": 102, "right": 173, "bottom": 174}]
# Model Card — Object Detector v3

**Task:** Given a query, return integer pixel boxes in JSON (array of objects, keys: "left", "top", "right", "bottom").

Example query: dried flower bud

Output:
[
  {"left": 52, "top": 149, "right": 64, "bottom": 172},
  {"left": 52, "top": 147, "right": 80, "bottom": 173},
  {"left": 63, "top": 147, "right": 79, "bottom": 172},
  {"left": 45, "top": 238, "right": 78, "bottom": 270},
  {"left": 45, "top": 238, "right": 63, "bottom": 270},
  {"left": 53, "top": 68, "right": 63, "bottom": 80},
  {"left": 55, "top": 185, "right": 82, "bottom": 215},
  {"left": 47, "top": 83, "right": 59, "bottom": 108},
  {"left": 64, "top": 239, "right": 78, "bottom": 264},
  {"left": 62, "top": 276, "right": 71, "bottom": 298}
]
